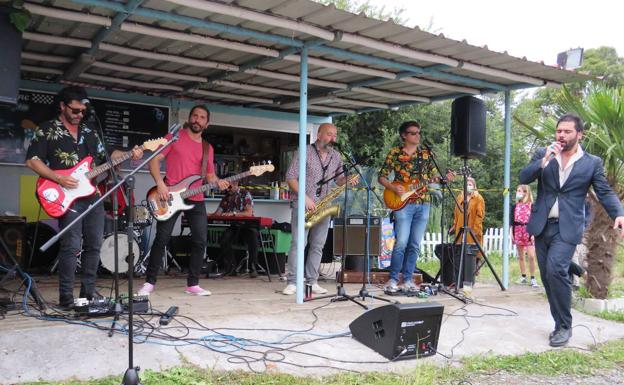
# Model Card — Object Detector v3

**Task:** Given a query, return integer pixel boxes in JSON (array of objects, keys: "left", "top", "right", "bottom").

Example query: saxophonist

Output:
[{"left": 282, "top": 123, "right": 358, "bottom": 295}]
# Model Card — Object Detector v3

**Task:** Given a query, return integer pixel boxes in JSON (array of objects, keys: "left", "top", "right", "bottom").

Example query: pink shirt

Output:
[{"left": 160, "top": 128, "right": 214, "bottom": 201}]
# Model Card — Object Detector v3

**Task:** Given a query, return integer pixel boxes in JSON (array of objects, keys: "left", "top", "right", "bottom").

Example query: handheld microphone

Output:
[{"left": 543, "top": 146, "right": 557, "bottom": 168}]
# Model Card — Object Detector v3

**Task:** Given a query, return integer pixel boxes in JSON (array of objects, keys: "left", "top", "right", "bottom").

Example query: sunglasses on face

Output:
[
  {"left": 68, "top": 106, "right": 87, "bottom": 115},
  {"left": 405, "top": 131, "right": 420, "bottom": 136}
]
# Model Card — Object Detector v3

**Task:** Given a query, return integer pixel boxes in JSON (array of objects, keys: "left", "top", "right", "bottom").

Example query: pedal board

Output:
[{"left": 74, "top": 297, "right": 115, "bottom": 317}]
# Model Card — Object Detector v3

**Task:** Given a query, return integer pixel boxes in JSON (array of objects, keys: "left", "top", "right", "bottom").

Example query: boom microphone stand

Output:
[
  {"left": 40, "top": 123, "right": 181, "bottom": 385},
  {"left": 336, "top": 148, "right": 395, "bottom": 304},
  {"left": 304, "top": 161, "right": 367, "bottom": 309}
]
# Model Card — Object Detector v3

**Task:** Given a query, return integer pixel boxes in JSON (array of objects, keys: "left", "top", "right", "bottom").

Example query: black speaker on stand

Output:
[
  {"left": 451, "top": 96, "right": 486, "bottom": 159},
  {"left": 0, "top": 6, "right": 22, "bottom": 107},
  {"left": 349, "top": 302, "right": 444, "bottom": 360}
]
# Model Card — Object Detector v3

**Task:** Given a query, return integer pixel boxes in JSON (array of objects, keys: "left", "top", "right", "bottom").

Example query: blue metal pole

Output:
[
  {"left": 296, "top": 47, "right": 309, "bottom": 304},
  {"left": 502, "top": 90, "right": 512, "bottom": 289}
]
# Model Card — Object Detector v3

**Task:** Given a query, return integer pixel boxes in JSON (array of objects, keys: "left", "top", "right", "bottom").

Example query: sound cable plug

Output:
[{"left": 159, "top": 306, "right": 178, "bottom": 325}]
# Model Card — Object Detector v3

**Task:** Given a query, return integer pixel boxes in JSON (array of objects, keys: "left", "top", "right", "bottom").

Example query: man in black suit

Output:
[{"left": 519, "top": 114, "right": 624, "bottom": 347}]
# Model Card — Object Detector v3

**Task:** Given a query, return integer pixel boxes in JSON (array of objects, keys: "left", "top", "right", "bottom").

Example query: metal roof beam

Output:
[
  {"left": 86, "top": 0, "right": 145, "bottom": 56},
  {"left": 71, "top": 0, "right": 305, "bottom": 48}
]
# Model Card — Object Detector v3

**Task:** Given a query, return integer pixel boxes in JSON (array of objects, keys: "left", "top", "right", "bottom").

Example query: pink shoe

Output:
[
  {"left": 137, "top": 282, "right": 154, "bottom": 296},
  {"left": 184, "top": 285, "right": 211, "bottom": 296}
]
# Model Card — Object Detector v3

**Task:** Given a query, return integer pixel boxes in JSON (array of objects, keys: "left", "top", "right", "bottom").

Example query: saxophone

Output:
[{"left": 304, "top": 174, "right": 358, "bottom": 229}]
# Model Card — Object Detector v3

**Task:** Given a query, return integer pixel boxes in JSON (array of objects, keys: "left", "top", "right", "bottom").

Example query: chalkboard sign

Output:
[{"left": 0, "top": 89, "right": 169, "bottom": 164}]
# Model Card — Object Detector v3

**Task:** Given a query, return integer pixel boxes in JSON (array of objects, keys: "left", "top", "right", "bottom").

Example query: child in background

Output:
[{"left": 511, "top": 185, "right": 539, "bottom": 288}]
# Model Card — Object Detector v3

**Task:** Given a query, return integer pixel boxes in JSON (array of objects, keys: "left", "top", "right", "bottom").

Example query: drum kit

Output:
[{"left": 25, "top": 201, "right": 154, "bottom": 276}]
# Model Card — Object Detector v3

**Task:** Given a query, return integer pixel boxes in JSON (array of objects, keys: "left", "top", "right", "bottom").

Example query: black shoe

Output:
[
  {"left": 249, "top": 269, "right": 258, "bottom": 278},
  {"left": 549, "top": 327, "right": 560, "bottom": 340},
  {"left": 59, "top": 293, "right": 74, "bottom": 310},
  {"left": 549, "top": 328, "right": 572, "bottom": 347}
]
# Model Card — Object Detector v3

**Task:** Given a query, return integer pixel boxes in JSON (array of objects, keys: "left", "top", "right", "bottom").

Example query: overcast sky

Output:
[{"left": 374, "top": 0, "right": 622, "bottom": 65}]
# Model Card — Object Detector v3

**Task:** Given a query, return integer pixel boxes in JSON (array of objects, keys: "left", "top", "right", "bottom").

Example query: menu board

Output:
[{"left": 0, "top": 89, "right": 169, "bottom": 164}]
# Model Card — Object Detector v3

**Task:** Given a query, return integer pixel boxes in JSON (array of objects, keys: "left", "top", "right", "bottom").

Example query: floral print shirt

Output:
[
  {"left": 217, "top": 189, "right": 254, "bottom": 214},
  {"left": 379, "top": 145, "right": 435, "bottom": 186},
  {"left": 26, "top": 119, "right": 107, "bottom": 170}
]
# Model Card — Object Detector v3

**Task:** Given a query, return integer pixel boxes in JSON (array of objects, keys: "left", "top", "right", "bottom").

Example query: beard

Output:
[
  {"left": 189, "top": 122, "right": 204, "bottom": 134},
  {"left": 561, "top": 136, "right": 579, "bottom": 151}
]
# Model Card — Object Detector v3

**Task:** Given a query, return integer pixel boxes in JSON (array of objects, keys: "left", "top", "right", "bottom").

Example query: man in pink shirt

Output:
[{"left": 138, "top": 105, "right": 228, "bottom": 296}]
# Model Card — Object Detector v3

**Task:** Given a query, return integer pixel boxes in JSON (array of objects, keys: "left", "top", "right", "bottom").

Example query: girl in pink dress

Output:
[{"left": 511, "top": 184, "right": 539, "bottom": 287}]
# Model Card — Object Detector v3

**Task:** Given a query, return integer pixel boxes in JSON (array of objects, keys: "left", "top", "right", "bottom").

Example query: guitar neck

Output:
[
  {"left": 180, "top": 171, "right": 253, "bottom": 198},
  {"left": 85, "top": 145, "right": 144, "bottom": 180}
]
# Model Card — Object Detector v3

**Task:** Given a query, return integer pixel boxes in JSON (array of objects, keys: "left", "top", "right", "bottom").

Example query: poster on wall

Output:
[{"left": 0, "top": 89, "right": 169, "bottom": 165}]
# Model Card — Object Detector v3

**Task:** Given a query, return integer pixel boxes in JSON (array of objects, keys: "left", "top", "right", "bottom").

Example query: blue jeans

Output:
[{"left": 389, "top": 203, "right": 430, "bottom": 282}]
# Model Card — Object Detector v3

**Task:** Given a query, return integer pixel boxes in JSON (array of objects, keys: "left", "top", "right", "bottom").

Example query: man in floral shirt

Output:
[
  {"left": 25, "top": 86, "right": 142, "bottom": 309},
  {"left": 378, "top": 120, "right": 453, "bottom": 293},
  {"left": 213, "top": 177, "right": 258, "bottom": 277}
]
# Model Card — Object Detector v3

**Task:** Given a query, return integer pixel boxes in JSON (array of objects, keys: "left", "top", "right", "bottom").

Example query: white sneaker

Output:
[
  {"left": 137, "top": 282, "right": 154, "bottom": 296},
  {"left": 518, "top": 277, "right": 528, "bottom": 285},
  {"left": 311, "top": 284, "right": 328, "bottom": 294},
  {"left": 385, "top": 279, "right": 399, "bottom": 293},
  {"left": 402, "top": 280, "right": 419, "bottom": 292},
  {"left": 531, "top": 278, "right": 539, "bottom": 288},
  {"left": 282, "top": 284, "right": 296, "bottom": 295}
]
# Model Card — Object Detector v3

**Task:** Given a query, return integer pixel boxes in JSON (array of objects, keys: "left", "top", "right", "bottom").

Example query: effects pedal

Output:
[
  {"left": 120, "top": 294, "right": 150, "bottom": 313},
  {"left": 74, "top": 297, "right": 115, "bottom": 317}
]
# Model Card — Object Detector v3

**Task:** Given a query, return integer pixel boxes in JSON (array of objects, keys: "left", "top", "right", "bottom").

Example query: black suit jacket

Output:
[{"left": 519, "top": 147, "right": 624, "bottom": 244}]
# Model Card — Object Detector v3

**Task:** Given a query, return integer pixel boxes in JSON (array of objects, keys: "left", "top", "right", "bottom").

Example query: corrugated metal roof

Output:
[{"left": 19, "top": 0, "right": 589, "bottom": 115}]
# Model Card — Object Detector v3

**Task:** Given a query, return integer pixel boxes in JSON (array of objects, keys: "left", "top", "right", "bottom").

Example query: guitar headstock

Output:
[
  {"left": 143, "top": 138, "right": 167, "bottom": 152},
  {"left": 249, "top": 162, "right": 275, "bottom": 176}
]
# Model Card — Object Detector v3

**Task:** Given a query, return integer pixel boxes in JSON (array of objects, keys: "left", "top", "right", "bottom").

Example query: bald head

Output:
[{"left": 316, "top": 123, "right": 337, "bottom": 150}]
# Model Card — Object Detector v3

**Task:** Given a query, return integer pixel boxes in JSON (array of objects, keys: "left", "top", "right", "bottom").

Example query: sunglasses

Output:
[
  {"left": 68, "top": 107, "right": 87, "bottom": 115},
  {"left": 405, "top": 131, "right": 420, "bottom": 136}
]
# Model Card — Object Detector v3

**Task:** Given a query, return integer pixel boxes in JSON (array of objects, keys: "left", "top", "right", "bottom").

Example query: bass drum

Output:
[
  {"left": 100, "top": 232, "right": 140, "bottom": 274},
  {"left": 25, "top": 222, "right": 59, "bottom": 272}
]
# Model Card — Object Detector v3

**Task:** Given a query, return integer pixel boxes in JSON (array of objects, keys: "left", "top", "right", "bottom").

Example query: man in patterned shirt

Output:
[
  {"left": 378, "top": 121, "right": 453, "bottom": 293},
  {"left": 25, "top": 86, "right": 143, "bottom": 309},
  {"left": 213, "top": 177, "right": 259, "bottom": 278},
  {"left": 282, "top": 123, "right": 357, "bottom": 295}
]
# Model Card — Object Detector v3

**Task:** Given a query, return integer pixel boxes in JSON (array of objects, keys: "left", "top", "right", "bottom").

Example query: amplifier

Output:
[
  {"left": 0, "top": 216, "right": 26, "bottom": 268},
  {"left": 333, "top": 216, "right": 381, "bottom": 256}
]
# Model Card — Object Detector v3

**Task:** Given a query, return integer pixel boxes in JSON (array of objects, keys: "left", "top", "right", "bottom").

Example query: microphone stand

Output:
[
  {"left": 422, "top": 143, "right": 468, "bottom": 303},
  {"left": 39, "top": 123, "right": 181, "bottom": 385},
  {"left": 87, "top": 109, "right": 126, "bottom": 338},
  {"left": 304, "top": 148, "right": 366, "bottom": 309},
  {"left": 337, "top": 148, "right": 395, "bottom": 304}
]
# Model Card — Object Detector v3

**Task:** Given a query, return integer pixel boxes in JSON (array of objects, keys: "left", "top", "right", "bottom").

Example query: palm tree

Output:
[{"left": 555, "top": 86, "right": 624, "bottom": 299}]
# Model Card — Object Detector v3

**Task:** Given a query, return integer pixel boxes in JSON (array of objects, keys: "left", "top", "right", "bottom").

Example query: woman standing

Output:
[
  {"left": 511, "top": 184, "right": 539, "bottom": 287},
  {"left": 451, "top": 177, "right": 485, "bottom": 267}
]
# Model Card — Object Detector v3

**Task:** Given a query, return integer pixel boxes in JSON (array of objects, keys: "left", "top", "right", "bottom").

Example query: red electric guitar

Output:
[{"left": 35, "top": 138, "right": 166, "bottom": 218}]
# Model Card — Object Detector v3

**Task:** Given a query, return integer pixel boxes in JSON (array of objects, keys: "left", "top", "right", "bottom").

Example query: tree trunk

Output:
[{"left": 584, "top": 200, "right": 619, "bottom": 299}]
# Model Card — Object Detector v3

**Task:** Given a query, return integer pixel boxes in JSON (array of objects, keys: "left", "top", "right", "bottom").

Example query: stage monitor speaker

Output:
[
  {"left": 333, "top": 216, "right": 381, "bottom": 256},
  {"left": 349, "top": 302, "right": 444, "bottom": 360},
  {"left": 451, "top": 96, "right": 486, "bottom": 158},
  {"left": 0, "top": 8, "right": 23, "bottom": 107},
  {"left": 0, "top": 216, "right": 27, "bottom": 268}
]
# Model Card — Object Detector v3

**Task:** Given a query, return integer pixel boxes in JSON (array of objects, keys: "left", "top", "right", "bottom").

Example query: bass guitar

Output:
[
  {"left": 36, "top": 138, "right": 166, "bottom": 218},
  {"left": 146, "top": 163, "right": 274, "bottom": 221}
]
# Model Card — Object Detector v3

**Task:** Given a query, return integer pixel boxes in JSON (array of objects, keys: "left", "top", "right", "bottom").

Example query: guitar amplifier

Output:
[
  {"left": 333, "top": 216, "right": 381, "bottom": 256},
  {"left": 0, "top": 216, "right": 27, "bottom": 268}
]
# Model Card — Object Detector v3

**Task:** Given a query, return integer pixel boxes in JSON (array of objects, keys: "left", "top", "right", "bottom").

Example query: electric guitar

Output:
[
  {"left": 146, "top": 163, "right": 274, "bottom": 221},
  {"left": 36, "top": 138, "right": 167, "bottom": 218},
  {"left": 383, "top": 168, "right": 468, "bottom": 211}
]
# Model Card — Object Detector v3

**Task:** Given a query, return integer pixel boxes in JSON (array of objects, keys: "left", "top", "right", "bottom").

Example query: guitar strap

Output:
[{"left": 201, "top": 140, "right": 213, "bottom": 182}]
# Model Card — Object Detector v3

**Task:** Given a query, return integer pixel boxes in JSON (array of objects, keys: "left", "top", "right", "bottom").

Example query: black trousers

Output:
[
  {"left": 57, "top": 195, "right": 105, "bottom": 302},
  {"left": 145, "top": 202, "right": 206, "bottom": 287},
  {"left": 220, "top": 226, "right": 259, "bottom": 274},
  {"left": 535, "top": 221, "right": 577, "bottom": 330}
]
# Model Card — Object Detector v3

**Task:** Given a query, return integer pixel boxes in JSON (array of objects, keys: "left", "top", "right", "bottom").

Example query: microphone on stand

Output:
[{"left": 80, "top": 98, "right": 95, "bottom": 120}]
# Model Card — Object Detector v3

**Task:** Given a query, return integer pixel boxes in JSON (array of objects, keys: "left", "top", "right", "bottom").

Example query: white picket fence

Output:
[{"left": 420, "top": 228, "right": 517, "bottom": 259}]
